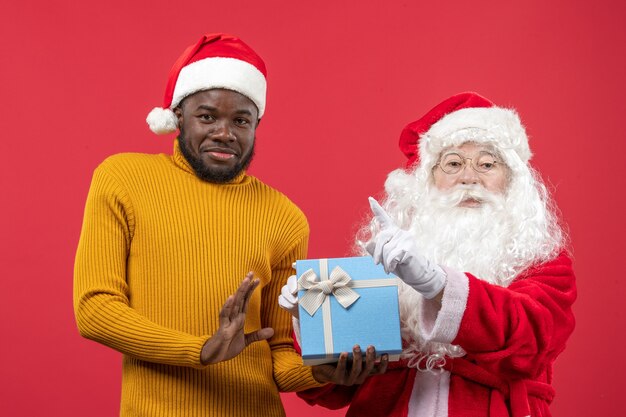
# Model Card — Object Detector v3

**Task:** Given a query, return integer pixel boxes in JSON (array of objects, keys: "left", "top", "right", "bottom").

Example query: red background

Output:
[{"left": 2, "top": 1, "right": 625, "bottom": 416}]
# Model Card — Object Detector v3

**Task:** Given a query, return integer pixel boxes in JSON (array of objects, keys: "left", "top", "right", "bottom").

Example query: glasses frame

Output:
[{"left": 434, "top": 151, "right": 503, "bottom": 175}]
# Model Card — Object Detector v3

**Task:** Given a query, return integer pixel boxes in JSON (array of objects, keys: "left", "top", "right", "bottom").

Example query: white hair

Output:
[{"left": 355, "top": 139, "right": 566, "bottom": 370}]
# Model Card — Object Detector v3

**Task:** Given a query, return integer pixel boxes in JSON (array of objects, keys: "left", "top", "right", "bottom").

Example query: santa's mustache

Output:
[{"left": 431, "top": 185, "right": 504, "bottom": 209}]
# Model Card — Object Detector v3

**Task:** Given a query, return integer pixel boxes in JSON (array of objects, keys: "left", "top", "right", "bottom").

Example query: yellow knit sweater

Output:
[{"left": 74, "top": 141, "right": 322, "bottom": 416}]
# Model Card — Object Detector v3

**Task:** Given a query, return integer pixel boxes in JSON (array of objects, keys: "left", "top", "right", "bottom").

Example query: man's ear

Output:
[
  {"left": 174, "top": 107, "right": 183, "bottom": 126},
  {"left": 256, "top": 118, "right": 261, "bottom": 127}
]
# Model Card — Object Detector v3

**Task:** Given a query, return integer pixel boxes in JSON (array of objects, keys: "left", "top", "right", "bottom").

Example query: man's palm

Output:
[{"left": 201, "top": 274, "right": 274, "bottom": 365}]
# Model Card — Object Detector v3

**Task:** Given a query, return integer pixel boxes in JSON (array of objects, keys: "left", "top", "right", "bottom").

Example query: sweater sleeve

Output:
[
  {"left": 448, "top": 253, "right": 577, "bottom": 379},
  {"left": 261, "top": 228, "right": 326, "bottom": 392},
  {"left": 297, "top": 383, "right": 357, "bottom": 409},
  {"left": 73, "top": 165, "right": 208, "bottom": 368}
]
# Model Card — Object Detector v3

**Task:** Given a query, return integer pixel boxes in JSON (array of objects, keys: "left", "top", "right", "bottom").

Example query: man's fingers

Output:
[
  {"left": 349, "top": 345, "right": 363, "bottom": 382},
  {"left": 368, "top": 197, "right": 394, "bottom": 229},
  {"left": 241, "top": 273, "right": 259, "bottom": 314},
  {"left": 377, "top": 354, "right": 389, "bottom": 374},
  {"left": 356, "top": 346, "right": 377, "bottom": 384},
  {"left": 225, "top": 273, "right": 258, "bottom": 322},
  {"left": 219, "top": 295, "right": 235, "bottom": 325},
  {"left": 364, "top": 346, "right": 376, "bottom": 371},
  {"left": 335, "top": 352, "right": 348, "bottom": 378},
  {"left": 231, "top": 274, "right": 252, "bottom": 315},
  {"left": 245, "top": 327, "right": 274, "bottom": 346}
]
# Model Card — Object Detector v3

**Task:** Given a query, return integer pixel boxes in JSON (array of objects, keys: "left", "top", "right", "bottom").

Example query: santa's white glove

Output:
[
  {"left": 278, "top": 274, "right": 303, "bottom": 347},
  {"left": 367, "top": 197, "right": 446, "bottom": 299},
  {"left": 278, "top": 275, "right": 299, "bottom": 319}
]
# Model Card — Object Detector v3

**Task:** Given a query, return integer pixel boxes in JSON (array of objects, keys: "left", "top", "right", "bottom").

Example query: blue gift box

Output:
[{"left": 296, "top": 256, "right": 402, "bottom": 365}]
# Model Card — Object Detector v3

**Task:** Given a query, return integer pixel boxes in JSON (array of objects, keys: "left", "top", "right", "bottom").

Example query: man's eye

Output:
[
  {"left": 446, "top": 161, "right": 462, "bottom": 167},
  {"left": 199, "top": 114, "right": 214, "bottom": 121},
  {"left": 480, "top": 162, "right": 495, "bottom": 169},
  {"left": 234, "top": 118, "right": 249, "bottom": 126}
]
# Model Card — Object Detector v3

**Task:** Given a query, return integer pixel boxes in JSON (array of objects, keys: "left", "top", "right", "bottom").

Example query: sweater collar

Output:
[{"left": 172, "top": 139, "right": 248, "bottom": 185}]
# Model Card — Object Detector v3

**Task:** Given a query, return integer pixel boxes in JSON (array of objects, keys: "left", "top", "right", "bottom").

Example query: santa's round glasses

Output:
[{"left": 435, "top": 151, "right": 502, "bottom": 175}]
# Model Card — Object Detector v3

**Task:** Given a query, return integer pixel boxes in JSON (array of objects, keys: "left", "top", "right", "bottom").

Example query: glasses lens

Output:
[
  {"left": 473, "top": 152, "right": 498, "bottom": 173},
  {"left": 440, "top": 154, "right": 463, "bottom": 174}
]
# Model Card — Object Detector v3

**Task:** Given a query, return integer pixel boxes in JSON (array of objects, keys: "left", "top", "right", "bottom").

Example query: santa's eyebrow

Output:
[
  {"left": 439, "top": 145, "right": 499, "bottom": 159},
  {"left": 438, "top": 150, "right": 467, "bottom": 160}
]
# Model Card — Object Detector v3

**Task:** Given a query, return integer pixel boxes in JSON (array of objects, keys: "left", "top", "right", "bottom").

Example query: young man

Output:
[
  {"left": 281, "top": 92, "right": 577, "bottom": 416},
  {"left": 74, "top": 33, "right": 336, "bottom": 417}
]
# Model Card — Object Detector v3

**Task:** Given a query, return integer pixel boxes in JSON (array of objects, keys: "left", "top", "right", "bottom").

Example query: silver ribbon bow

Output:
[{"left": 298, "top": 266, "right": 361, "bottom": 316}]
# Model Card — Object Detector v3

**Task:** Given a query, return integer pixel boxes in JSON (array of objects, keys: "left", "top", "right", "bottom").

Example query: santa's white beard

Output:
[
  {"left": 407, "top": 184, "right": 516, "bottom": 286},
  {"left": 398, "top": 184, "right": 517, "bottom": 367},
  {"left": 359, "top": 171, "right": 564, "bottom": 367}
]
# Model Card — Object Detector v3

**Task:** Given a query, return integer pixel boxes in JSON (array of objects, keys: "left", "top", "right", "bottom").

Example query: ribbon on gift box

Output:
[
  {"left": 298, "top": 265, "right": 360, "bottom": 316},
  {"left": 297, "top": 258, "right": 400, "bottom": 360}
]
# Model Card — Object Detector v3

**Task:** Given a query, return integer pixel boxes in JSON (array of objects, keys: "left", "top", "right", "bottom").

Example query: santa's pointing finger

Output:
[
  {"left": 366, "top": 197, "right": 446, "bottom": 300},
  {"left": 368, "top": 197, "right": 395, "bottom": 229}
]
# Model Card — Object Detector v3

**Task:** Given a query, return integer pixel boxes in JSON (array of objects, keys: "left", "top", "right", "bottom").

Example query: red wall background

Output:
[{"left": 2, "top": 1, "right": 625, "bottom": 416}]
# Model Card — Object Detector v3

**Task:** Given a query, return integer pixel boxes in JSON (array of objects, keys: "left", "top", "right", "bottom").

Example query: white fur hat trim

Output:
[
  {"left": 172, "top": 57, "right": 266, "bottom": 117},
  {"left": 421, "top": 107, "right": 531, "bottom": 164}
]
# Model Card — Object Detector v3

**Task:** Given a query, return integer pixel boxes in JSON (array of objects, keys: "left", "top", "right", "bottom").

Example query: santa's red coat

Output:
[{"left": 298, "top": 252, "right": 576, "bottom": 417}]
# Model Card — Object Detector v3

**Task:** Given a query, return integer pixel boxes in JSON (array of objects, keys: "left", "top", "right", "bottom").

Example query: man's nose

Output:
[{"left": 212, "top": 121, "right": 236, "bottom": 142}]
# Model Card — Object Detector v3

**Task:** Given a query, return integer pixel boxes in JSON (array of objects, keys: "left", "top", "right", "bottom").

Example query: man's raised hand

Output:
[{"left": 201, "top": 273, "right": 274, "bottom": 365}]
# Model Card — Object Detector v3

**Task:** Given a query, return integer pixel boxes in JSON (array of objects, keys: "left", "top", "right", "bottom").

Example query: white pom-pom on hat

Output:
[{"left": 146, "top": 107, "right": 178, "bottom": 134}]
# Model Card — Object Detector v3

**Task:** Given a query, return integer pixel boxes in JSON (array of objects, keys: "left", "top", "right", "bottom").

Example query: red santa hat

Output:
[
  {"left": 398, "top": 92, "right": 531, "bottom": 169},
  {"left": 146, "top": 33, "right": 267, "bottom": 134}
]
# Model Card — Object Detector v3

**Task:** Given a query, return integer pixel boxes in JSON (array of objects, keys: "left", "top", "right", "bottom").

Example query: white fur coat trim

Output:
[{"left": 417, "top": 266, "right": 469, "bottom": 345}]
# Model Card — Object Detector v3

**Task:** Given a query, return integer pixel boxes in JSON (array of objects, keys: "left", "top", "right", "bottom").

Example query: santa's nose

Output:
[{"left": 459, "top": 165, "right": 479, "bottom": 185}]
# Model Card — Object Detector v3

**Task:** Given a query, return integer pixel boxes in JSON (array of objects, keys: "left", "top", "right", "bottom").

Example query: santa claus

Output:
[{"left": 280, "top": 92, "right": 577, "bottom": 417}]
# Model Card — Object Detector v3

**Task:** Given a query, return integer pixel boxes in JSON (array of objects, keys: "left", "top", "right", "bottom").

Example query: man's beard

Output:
[{"left": 178, "top": 129, "right": 255, "bottom": 183}]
